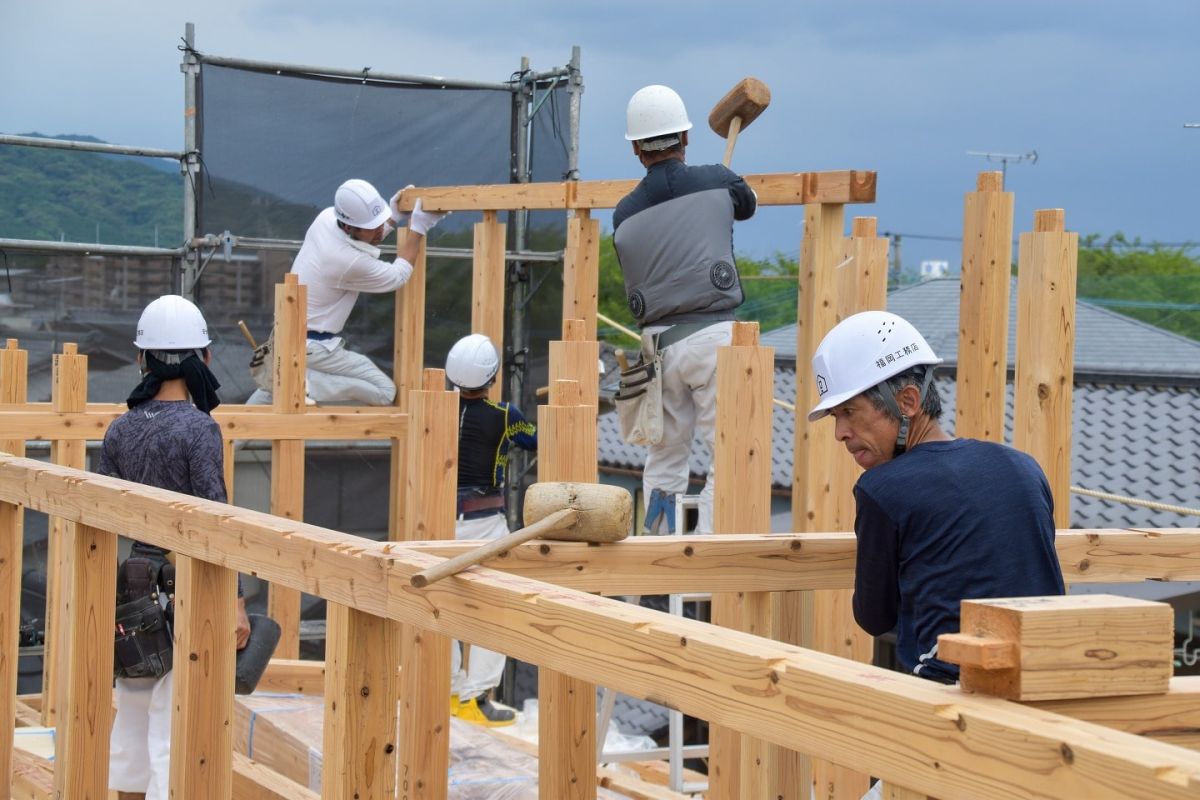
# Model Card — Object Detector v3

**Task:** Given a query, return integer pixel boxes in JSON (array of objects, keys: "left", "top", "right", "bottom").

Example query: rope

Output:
[
  {"left": 597, "top": 311, "right": 797, "bottom": 412},
  {"left": 1070, "top": 485, "right": 1200, "bottom": 517}
]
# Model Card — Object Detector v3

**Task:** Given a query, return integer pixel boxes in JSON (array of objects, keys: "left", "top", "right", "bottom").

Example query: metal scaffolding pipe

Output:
[
  {"left": 181, "top": 22, "right": 201, "bottom": 299},
  {"left": 0, "top": 238, "right": 185, "bottom": 258},
  {"left": 189, "top": 234, "right": 563, "bottom": 262},
  {"left": 196, "top": 54, "right": 515, "bottom": 92},
  {"left": 0, "top": 133, "right": 184, "bottom": 161}
]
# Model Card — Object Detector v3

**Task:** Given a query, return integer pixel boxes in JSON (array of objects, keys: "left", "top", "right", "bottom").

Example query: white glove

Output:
[
  {"left": 409, "top": 197, "right": 449, "bottom": 236},
  {"left": 390, "top": 185, "right": 413, "bottom": 226}
]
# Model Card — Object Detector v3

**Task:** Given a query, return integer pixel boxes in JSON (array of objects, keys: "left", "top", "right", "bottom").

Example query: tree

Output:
[{"left": 1076, "top": 233, "right": 1200, "bottom": 340}]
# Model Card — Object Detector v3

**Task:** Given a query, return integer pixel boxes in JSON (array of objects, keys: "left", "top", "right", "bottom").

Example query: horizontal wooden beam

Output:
[
  {"left": 12, "top": 747, "right": 54, "bottom": 800},
  {"left": 1030, "top": 676, "right": 1200, "bottom": 751},
  {"left": 257, "top": 658, "right": 326, "bottom": 695},
  {"left": 396, "top": 170, "right": 877, "bottom": 212},
  {"left": 0, "top": 408, "right": 407, "bottom": 441},
  {"left": 232, "top": 752, "right": 320, "bottom": 800},
  {"left": 3, "top": 455, "right": 1198, "bottom": 800},
  {"left": 1059, "top": 529, "right": 1200, "bottom": 582}
]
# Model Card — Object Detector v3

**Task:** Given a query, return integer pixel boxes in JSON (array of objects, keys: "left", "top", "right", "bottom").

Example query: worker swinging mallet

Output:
[
  {"left": 411, "top": 481, "right": 633, "bottom": 587},
  {"left": 708, "top": 77, "right": 771, "bottom": 167}
]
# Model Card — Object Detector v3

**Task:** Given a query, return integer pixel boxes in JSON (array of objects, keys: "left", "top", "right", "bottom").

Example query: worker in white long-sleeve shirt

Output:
[{"left": 248, "top": 179, "right": 447, "bottom": 405}]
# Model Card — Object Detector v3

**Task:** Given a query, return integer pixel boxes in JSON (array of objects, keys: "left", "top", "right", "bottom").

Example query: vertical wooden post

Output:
[
  {"left": 957, "top": 172, "right": 1014, "bottom": 442},
  {"left": 549, "top": 319, "right": 599, "bottom": 407},
  {"left": 395, "top": 368, "right": 457, "bottom": 800},
  {"left": 169, "top": 557, "right": 237, "bottom": 799},
  {"left": 268, "top": 274, "right": 306, "bottom": 659},
  {"left": 562, "top": 209, "right": 601, "bottom": 340},
  {"left": 54, "top": 523, "right": 116, "bottom": 800},
  {"left": 391, "top": 231, "right": 427, "bottom": 538},
  {"left": 0, "top": 340, "right": 27, "bottom": 789},
  {"left": 43, "top": 342, "right": 88, "bottom": 726},
  {"left": 473, "top": 211, "right": 508, "bottom": 402},
  {"left": 1015, "top": 209, "right": 1078, "bottom": 528},
  {"left": 709, "top": 321, "right": 776, "bottom": 799},
  {"left": 784, "top": 202, "right": 844, "bottom": 800},
  {"left": 537, "top": 375, "right": 597, "bottom": 800},
  {"left": 222, "top": 439, "right": 236, "bottom": 504}
]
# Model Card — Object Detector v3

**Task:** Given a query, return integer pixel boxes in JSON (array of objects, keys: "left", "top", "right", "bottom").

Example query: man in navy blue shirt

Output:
[
  {"left": 808, "top": 310, "right": 1065, "bottom": 683},
  {"left": 612, "top": 84, "right": 756, "bottom": 533}
]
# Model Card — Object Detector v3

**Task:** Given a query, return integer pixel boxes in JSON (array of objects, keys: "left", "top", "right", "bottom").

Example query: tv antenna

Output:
[
  {"left": 1186, "top": 123, "right": 1200, "bottom": 129},
  {"left": 966, "top": 149, "right": 1038, "bottom": 189}
]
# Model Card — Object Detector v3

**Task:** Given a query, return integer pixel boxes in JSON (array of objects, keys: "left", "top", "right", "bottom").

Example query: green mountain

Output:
[{"left": 0, "top": 134, "right": 184, "bottom": 247}]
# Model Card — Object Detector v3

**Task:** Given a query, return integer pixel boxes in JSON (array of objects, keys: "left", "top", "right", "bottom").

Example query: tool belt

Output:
[
  {"left": 614, "top": 332, "right": 664, "bottom": 446},
  {"left": 457, "top": 488, "right": 506, "bottom": 517},
  {"left": 248, "top": 331, "right": 274, "bottom": 392},
  {"left": 113, "top": 557, "right": 173, "bottom": 680}
]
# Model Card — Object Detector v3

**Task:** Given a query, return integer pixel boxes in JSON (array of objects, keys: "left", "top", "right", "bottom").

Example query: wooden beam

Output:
[
  {"left": 396, "top": 171, "right": 877, "bottom": 212},
  {"left": 12, "top": 747, "right": 54, "bottom": 800},
  {"left": 955, "top": 171, "right": 1014, "bottom": 442},
  {"left": 1031, "top": 676, "right": 1200, "bottom": 751},
  {"left": 170, "top": 557, "right": 238, "bottom": 798},
  {"left": 0, "top": 409, "right": 407, "bottom": 441},
  {"left": 473, "top": 210, "right": 507, "bottom": 403},
  {"left": 257, "top": 658, "right": 325, "bottom": 695},
  {"left": 562, "top": 210, "right": 601, "bottom": 339},
  {"left": 0, "top": 340, "right": 25, "bottom": 791},
  {"left": 549, "top": 320, "right": 600, "bottom": 408},
  {"left": 4, "top": 457, "right": 1200, "bottom": 800},
  {"left": 232, "top": 751, "right": 320, "bottom": 800},
  {"left": 1014, "top": 209, "right": 1078, "bottom": 528}
]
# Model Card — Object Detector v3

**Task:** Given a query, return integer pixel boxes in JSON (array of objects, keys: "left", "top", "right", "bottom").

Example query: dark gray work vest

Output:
[{"left": 613, "top": 187, "right": 743, "bottom": 327}]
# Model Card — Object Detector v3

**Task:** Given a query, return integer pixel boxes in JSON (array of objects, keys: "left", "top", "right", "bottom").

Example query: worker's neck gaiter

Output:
[{"left": 127, "top": 350, "right": 222, "bottom": 414}]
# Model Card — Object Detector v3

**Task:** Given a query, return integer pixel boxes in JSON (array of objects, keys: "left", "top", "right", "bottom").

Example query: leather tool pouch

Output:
[
  {"left": 113, "top": 558, "right": 173, "bottom": 679},
  {"left": 614, "top": 334, "right": 664, "bottom": 446}
]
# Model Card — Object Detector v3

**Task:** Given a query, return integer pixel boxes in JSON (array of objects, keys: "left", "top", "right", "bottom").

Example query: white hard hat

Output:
[
  {"left": 808, "top": 311, "right": 942, "bottom": 422},
  {"left": 625, "top": 85, "right": 693, "bottom": 144},
  {"left": 134, "top": 295, "right": 211, "bottom": 350},
  {"left": 446, "top": 334, "right": 500, "bottom": 390},
  {"left": 334, "top": 179, "right": 390, "bottom": 229}
]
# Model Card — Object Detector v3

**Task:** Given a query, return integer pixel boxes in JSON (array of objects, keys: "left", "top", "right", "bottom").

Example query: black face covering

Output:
[{"left": 127, "top": 350, "right": 222, "bottom": 414}]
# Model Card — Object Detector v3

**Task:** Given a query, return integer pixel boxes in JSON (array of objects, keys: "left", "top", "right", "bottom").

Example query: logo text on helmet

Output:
[
  {"left": 874, "top": 341, "right": 921, "bottom": 369},
  {"left": 817, "top": 375, "right": 828, "bottom": 396}
]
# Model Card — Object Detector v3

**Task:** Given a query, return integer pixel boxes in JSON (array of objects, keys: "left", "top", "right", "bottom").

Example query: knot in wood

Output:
[
  {"left": 360, "top": 685, "right": 370, "bottom": 697},
  {"left": 1037, "top": 383, "right": 1051, "bottom": 401}
]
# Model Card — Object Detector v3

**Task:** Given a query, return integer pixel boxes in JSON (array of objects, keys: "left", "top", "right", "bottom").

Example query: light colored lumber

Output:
[
  {"left": 1031, "top": 676, "right": 1200, "bottom": 751},
  {"left": 257, "top": 658, "right": 325, "bottom": 695},
  {"left": 5, "top": 456, "right": 1200, "bottom": 800},
  {"left": 538, "top": 361, "right": 599, "bottom": 800},
  {"left": 1014, "top": 208, "right": 1078, "bottom": 528},
  {"left": 232, "top": 751, "right": 320, "bottom": 800},
  {"left": 955, "top": 171, "right": 1014, "bottom": 442},
  {"left": 55, "top": 522, "right": 116, "bottom": 799},
  {"left": 710, "top": 321, "right": 778, "bottom": 799},
  {"left": 396, "top": 170, "right": 877, "bottom": 212},
  {"left": 169, "top": 557, "right": 238, "bottom": 799},
  {"left": 44, "top": 342, "right": 87, "bottom": 728},
  {"left": 0, "top": 340, "right": 24, "bottom": 789},
  {"left": 12, "top": 746, "right": 55, "bottom": 800},
  {"left": 945, "top": 594, "right": 1174, "bottom": 701},
  {"left": 880, "top": 783, "right": 930, "bottom": 800},
  {"left": 473, "top": 210, "right": 507, "bottom": 402},
  {"left": 549, "top": 319, "right": 600, "bottom": 408},
  {"left": 392, "top": 230, "right": 427, "bottom": 537},
  {"left": 395, "top": 368, "right": 457, "bottom": 800},
  {"left": 563, "top": 210, "right": 601, "bottom": 339},
  {"left": 937, "top": 633, "right": 1019, "bottom": 669},
  {"left": 14, "top": 698, "right": 42, "bottom": 727}
]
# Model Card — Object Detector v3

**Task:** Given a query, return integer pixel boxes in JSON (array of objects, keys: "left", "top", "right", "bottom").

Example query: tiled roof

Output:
[{"left": 761, "top": 277, "right": 1200, "bottom": 381}]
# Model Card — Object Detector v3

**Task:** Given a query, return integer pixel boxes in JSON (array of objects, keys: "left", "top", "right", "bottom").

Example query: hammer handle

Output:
[
  {"left": 411, "top": 507, "right": 579, "bottom": 587},
  {"left": 237, "top": 320, "right": 258, "bottom": 349},
  {"left": 721, "top": 116, "right": 743, "bottom": 167}
]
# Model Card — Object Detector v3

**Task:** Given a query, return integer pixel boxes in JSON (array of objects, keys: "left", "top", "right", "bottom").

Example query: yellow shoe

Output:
[{"left": 452, "top": 693, "right": 516, "bottom": 727}]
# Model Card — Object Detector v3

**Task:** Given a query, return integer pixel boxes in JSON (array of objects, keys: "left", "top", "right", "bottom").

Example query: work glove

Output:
[
  {"left": 409, "top": 197, "right": 449, "bottom": 236},
  {"left": 390, "top": 185, "right": 413, "bottom": 226}
]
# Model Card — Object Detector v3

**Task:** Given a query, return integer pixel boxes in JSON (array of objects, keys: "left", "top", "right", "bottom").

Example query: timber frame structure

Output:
[{"left": 2, "top": 170, "right": 1200, "bottom": 799}]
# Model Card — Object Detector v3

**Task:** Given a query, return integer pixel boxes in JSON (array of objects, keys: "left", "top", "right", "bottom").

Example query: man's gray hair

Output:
[{"left": 862, "top": 364, "right": 943, "bottom": 421}]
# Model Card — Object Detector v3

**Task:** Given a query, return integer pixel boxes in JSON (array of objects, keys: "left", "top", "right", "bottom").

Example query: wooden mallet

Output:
[
  {"left": 708, "top": 77, "right": 771, "bottom": 167},
  {"left": 410, "top": 482, "right": 633, "bottom": 587}
]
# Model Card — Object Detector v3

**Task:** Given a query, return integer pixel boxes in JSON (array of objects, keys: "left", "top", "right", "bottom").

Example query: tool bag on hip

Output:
[
  {"left": 248, "top": 331, "right": 274, "bottom": 392},
  {"left": 614, "top": 333, "right": 664, "bottom": 446},
  {"left": 113, "top": 557, "right": 174, "bottom": 680}
]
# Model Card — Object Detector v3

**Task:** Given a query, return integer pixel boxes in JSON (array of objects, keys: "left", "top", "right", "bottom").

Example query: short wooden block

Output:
[{"left": 939, "top": 594, "right": 1174, "bottom": 701}]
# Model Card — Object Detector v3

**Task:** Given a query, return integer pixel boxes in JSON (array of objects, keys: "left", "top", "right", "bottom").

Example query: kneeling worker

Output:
[
  {"left": 446, "top": 334, "right": 536, "bottom": 725},
  {"left": 808, "top": 310, "right": 1065, "bottom": 685}
]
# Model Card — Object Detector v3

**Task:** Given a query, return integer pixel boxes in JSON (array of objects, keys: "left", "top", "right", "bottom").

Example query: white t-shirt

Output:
[{"left": 292, "top": 207, "right": 414, "bottom": 347}]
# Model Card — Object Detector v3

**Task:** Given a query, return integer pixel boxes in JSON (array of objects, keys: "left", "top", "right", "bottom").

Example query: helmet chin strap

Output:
[{"left": 885, "top": 366, "right": 937, "bottom": 458}]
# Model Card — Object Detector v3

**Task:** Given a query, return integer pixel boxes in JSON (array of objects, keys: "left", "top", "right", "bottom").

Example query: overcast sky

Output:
[{"left": 2, "top": 1, "right": 1197, "bottom": 268}]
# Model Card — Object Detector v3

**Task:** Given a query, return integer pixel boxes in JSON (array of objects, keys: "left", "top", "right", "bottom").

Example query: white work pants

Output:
[
  {"left": 247, "top": 339, "right": 396, "bottom": 406},
  {"left": 642, "top": 321, "right": 732, "bottom": 534},
  {"left": 450, "top": 512, "right": 509, "bottom": 698},
  {"left": 109, "top": 671, "right": 173, "bottom": 799}
]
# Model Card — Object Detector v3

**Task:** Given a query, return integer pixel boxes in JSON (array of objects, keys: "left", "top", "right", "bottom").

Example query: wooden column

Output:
[
  {"left": 0, "top": 339, "right": 27, "bottom": 789},
  {"left": 268, "top": 274, "right": 306, "bottom": 659},
  {"left": 1014, "top": 209, "right": 1078, "bottom": 528},
  {"left": 473, "top": 211, "right": 507, "bottom": 402},
  {"left": 562, "top": 209, "right": 601, "bottom": 340},
  {"left": 169, "top": 557, "right": 238, "bottom": 799},
  {"left": 957, "top": 172, "right": 1015, "bottom": 442},
  {"left": 785, "top": 202, "right": 844, "bottom": 799},
  {"left": 43, "top": 342, "right": 87, "bottom": 725},
  {"left": 396, "top": 368, "right": 457, "bottom": 800},
  {"left": 709, "top": 321, "right": 776, "bottom": 799},
  {"left": 537, "top": 376, "right": 597, "bottom": 800},
  {"left": 391, "top": 231, "right": 426, "bottom": 537},
  {"left": 54, "top": 523, "right": 116, "bottom": 800},
  {"left": 549, "top": 319, "right": 599, "bottom": 407}
]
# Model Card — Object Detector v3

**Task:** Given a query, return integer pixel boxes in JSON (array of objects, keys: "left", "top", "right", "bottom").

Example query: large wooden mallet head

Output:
[
  {"left": 410, "top": 482, "right": 633, "bottom": 587},
  {"left": 708, "top": 77, "right": 771, "bottom": 168}
]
